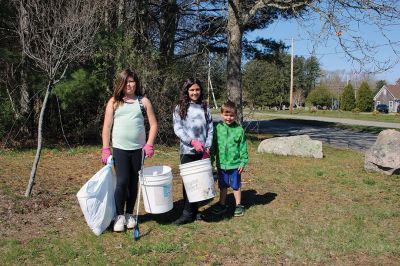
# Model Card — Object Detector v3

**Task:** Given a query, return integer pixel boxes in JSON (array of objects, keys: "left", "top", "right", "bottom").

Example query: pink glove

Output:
[
  {"left": 191, "top": 140, "right": 204, "bottom": 153},
  {"left": 101, "top": 147, "right": 111, "bottom": 164},
  {"left": 202, "top": 149, "right": 210, "bottom": 159},
  {"left": 143, "top": 144, "right": 154, "bottom": 158}
]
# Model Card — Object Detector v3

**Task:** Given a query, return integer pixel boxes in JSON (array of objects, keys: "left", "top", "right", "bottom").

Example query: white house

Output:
[{"left": 374, "top": 79, "right": 400, "bottom": 112}]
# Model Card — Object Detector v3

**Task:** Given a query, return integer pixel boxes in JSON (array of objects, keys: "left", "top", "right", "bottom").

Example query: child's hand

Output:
[
  {"left": 202, "top": 149, "right": 210, "bottom": 159},
  {"left": 238, "top": 167, "right": 244, "bottom": 174},
  {"left": 143, "top": 144, "right": 154, "bottom": 158},
  {"left": 101, "top": 147, "right": 111, "bottom": 164},
  {"left": 191, "top": 140, "right": 204, "bottom": 152}
]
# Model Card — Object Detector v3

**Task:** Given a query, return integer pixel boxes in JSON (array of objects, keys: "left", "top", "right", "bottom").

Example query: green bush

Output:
[
  {"left": 341, "top": 84, "right": 356, "bottom": 111},
  {"left": 54, "top": 68, "right": 108, "bottom": 143},
  {"left": 0, "top": 86, "right": 14, "bottom": 140},
  {"left": 306, "top": 85, "right": 332, "bottom": 108},
  {"left": 356, "top": 81, "right": 374, "bottom": 112}
]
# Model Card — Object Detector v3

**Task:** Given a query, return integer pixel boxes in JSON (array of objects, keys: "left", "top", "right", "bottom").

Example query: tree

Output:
[
  {"left": 356, "top": 81, "right": 374, "bottom": 112},
  {"left": 226, "top": 1, "right": 305, "bottom": 121},
  {"left": 303, "top": 56, "right": 321, "bottom": 96},
  {"left": 375, "top": 80, "right": 386, "bottom": 92},
  {"left": 340, "top": 84, "right": 356, "bottom": 111},
  {"left": 18, "top": 0, "right": 100, "bottom": 197},
  {"left": 243, "top": 53, "right": 319, "bottom": 108},
  {"left": 224, "top": 0, "right": 400, "bottom": 122},
  {"left": 306, "top": 85, "right": 332, "bottom": 108}
]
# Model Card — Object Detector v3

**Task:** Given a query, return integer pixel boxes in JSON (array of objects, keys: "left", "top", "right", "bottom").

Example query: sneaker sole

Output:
[{"left": 113, "top": 227, "right": 125, "bottom": 232}]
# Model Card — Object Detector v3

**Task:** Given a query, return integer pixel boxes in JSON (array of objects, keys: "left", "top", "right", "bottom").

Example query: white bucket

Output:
[
  {"left": 140, "top": 165, "right": 173, "bottom": 214},
  {"left": 179, "top": 158, "right": 216, "bottom": 203}
]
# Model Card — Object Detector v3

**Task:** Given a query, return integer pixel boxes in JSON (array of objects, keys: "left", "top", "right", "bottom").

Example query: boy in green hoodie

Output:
[{"left": 211, "top": 100, "right": 248, "bottom": 217}]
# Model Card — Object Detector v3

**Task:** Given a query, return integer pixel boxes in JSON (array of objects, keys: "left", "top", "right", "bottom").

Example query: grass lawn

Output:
[
  {"left": 251, "top": 109, "right": 400, "bottom": 123},
  {"left": 0, "top": 138, "right": 399, "bottom": 265}
]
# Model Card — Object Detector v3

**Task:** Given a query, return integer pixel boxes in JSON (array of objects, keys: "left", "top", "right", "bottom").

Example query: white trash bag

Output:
[{"left": 77, "top": 156, "right": 116, "bottom": 236}]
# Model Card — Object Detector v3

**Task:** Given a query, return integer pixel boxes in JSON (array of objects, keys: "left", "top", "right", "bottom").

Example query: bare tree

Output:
[
  {"left": 293, "top": 88, "right": 304, "bottom": 108},
  {"left": 17, "top": 0, "right": 100, "bottom": 197},
  {"left": 225, "top": 0, "right": 400, "bottom": 122}
]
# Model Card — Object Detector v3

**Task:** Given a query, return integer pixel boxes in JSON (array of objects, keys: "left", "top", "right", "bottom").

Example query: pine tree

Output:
[
  {"left": 356, "top": 81, "right": 374, "bottom": 112},
  {"left": 340, "top": 84, "right": 355, "bottom": 111}
]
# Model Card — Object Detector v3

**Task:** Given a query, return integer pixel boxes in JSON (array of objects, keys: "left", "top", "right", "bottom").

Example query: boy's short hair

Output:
[{"left": 221, "top": 100, "right": 237, "bottom": 114}]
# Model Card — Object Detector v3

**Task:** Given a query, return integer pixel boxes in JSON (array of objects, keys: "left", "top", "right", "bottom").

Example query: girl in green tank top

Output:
[{"left": 101, "top": 69, "right": 158, "bottom": 232}]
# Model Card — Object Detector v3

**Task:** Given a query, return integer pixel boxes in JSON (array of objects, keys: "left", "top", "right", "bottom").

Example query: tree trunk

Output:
[
  {"left": 117, "top": 0, "right": 124, "bottom": 27},
  {"left": 20, "top": 53, "right": 33, "bottom": 137},
  {"left": 159, "top": 0, "right": 178, "bottom": 68},
  {"left": 25, "top": 81, "right": 52, "bottom": 197},
  {"left": 227, "top": 0, "right": 243, "bottom": 122},
  {"left": 129, "top": 0, "right": 150, "bottom": 51}
]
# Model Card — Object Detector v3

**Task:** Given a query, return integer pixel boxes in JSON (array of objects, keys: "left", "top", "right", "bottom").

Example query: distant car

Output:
[{"left": 376, "top": 104, "right": 389, "bottom": 113}]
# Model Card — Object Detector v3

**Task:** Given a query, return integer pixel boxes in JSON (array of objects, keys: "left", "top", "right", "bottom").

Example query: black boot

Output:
[{"left": 172, "top": 212, "right": 195, "bottom": 225}]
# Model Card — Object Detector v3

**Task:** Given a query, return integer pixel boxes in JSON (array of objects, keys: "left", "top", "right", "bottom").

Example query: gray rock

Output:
[
  {"left": 364, "top": 129, "right": 400, "bottom": 175},
  {"left": 257, "top": 135, "right": 323, "bottom": 159}
]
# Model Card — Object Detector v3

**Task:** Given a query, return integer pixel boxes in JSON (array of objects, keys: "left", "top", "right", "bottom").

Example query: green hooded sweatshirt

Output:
[{"left": 211, "top": 121, "right": 248, "bottom": 170}]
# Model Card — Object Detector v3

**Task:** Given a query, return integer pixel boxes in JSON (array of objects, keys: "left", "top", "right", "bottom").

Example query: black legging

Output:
[
  {"left": 113, "top": 147, "right": 143, "bottom": 215},
  {"left": 180, "top": 153, "right": 203, "bottom": 217}
]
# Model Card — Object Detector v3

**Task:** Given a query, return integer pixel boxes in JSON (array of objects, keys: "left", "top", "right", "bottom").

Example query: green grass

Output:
[{"left": 1, "top": 141, "right": 399, "bottom": 265}]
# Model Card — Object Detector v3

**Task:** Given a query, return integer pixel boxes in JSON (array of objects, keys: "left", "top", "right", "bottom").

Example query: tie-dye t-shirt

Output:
[{"left": 173, "top": 103, "right": 213, "bottom": 155}]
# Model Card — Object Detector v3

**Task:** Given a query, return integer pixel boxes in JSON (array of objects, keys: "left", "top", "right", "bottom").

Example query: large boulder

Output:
[
  {"left": 364, "top": 129, "right": 400, "bottom": 175},
  {"left": 257, "top": 135, "right": 323, "bottom": 159}
]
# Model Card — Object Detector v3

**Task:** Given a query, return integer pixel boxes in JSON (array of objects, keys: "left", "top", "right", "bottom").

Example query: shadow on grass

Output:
[
  {"left": 201, "top": 190, "right": 277, "bottom": 223},
  {"left": 138, "top": 189, "right": 277, "bottom": 225}
]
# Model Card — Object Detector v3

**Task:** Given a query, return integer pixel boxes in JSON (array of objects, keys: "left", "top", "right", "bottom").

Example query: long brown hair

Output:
[
  {"left": 177, "top": 78, "right": 207, "bottom": 120},
  {"left": 112, "top": 69, "right": 143, "bottom": 107}
]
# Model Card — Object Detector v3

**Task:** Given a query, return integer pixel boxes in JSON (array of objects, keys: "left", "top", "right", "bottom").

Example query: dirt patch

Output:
[{"left": 0, "top": 149, "right": 98, "bottom": 242}]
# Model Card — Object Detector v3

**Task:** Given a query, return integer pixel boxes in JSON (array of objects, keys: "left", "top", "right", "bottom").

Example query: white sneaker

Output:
[
  {"left": 126, "top": 214, "right": 136, "bottom": 229},
  {"left": 113, "top": 215, "right": 126, "bottom": 232}
]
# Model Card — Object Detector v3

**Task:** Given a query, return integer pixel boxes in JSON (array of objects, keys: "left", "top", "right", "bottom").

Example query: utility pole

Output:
[
  {"left": 289, "top": 37, "right": 294, "bottom": 114},
  {"left": 207, "top": 58, "right": 210, "bottom": 106}
]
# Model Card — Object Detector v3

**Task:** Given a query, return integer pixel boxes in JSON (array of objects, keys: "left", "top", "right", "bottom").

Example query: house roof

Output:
[
  {"left": 374, "top": 79, "right": 400, "bottom": 100},
  {"left": 386, "top": 79, "right": 400, "bottom": 99}
]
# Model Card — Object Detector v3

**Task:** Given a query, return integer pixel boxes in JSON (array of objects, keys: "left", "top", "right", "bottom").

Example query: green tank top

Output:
[{"left": 112, "top": 101, "right": 146, "bottom": 150}]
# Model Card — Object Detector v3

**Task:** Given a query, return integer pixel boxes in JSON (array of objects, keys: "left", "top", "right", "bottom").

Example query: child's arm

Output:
[
  {"left": 102, "top": 98, "right": 114, "bottom": 148},
  {"left": 204, "top": 108, "right": 214, "bottom": 150},
  {"left": 210, "top": 126, "right": 218, "bottom": 166},
  {"left": 238, "top": 127, "right": 249, "bottom": 172},
  {"left": 142, "top": 97, "right": 158, "bottom": 146},
  {"left": 172, "top": 106, "right": 192, "bottom": 145},
  {"left": 101, "top": 98, "right": 114, "bottom": 164}
]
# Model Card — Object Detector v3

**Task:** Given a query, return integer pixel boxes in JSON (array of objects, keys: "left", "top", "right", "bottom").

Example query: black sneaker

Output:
[
  {"left": 196, "top": 213, "right": 205, "bottom": 221},
  {"left": 172, "top": 215, "right": 195, "bottom": 225},
  {"left": 211, "top": 204, "right": 228, "bottom": 215}
]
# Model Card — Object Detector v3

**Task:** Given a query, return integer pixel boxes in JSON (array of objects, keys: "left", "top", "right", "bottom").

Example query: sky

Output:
[{"left": 246, "top": 18, "right": 400, "bottom": 84}]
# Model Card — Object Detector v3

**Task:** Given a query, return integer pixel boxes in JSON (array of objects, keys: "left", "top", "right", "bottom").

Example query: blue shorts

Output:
[{"left": 218, "top": 169, "right": 241, "bottom": 190}]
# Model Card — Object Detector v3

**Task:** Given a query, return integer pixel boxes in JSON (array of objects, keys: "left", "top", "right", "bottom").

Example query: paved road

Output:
[
  {"left": 242, "top": 119, "right": 378, "bottom": 152},
  {"left": 213, "top": 114, "right": 398, "bottom": 152},
  {"left": 260, "top": 113, "right": 400, "bottom": 129}
]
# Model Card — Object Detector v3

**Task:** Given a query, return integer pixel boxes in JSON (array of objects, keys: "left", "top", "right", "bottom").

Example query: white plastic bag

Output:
[{"left": 76, "top": 156, "right": 116, "bottom": 236}]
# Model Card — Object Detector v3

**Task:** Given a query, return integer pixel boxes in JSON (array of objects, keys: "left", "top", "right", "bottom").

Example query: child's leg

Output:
[
  {"left": 230, "top": 169, "right": 242, "bottom": 206},
  {"left": 233, "top": 188, "right": 241, "bottom": 205},
  {"left": 231, "top": 169, "right": 244, "bottom": 217},
  {"left": 212, "top": 170, "right": 229, "bottom": 214},
  {"left": 218, "top": 169, "right": 229, "bottom": 205},
  {"left": 219, "top": 187, "right": 227, "bottom": 205}
]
